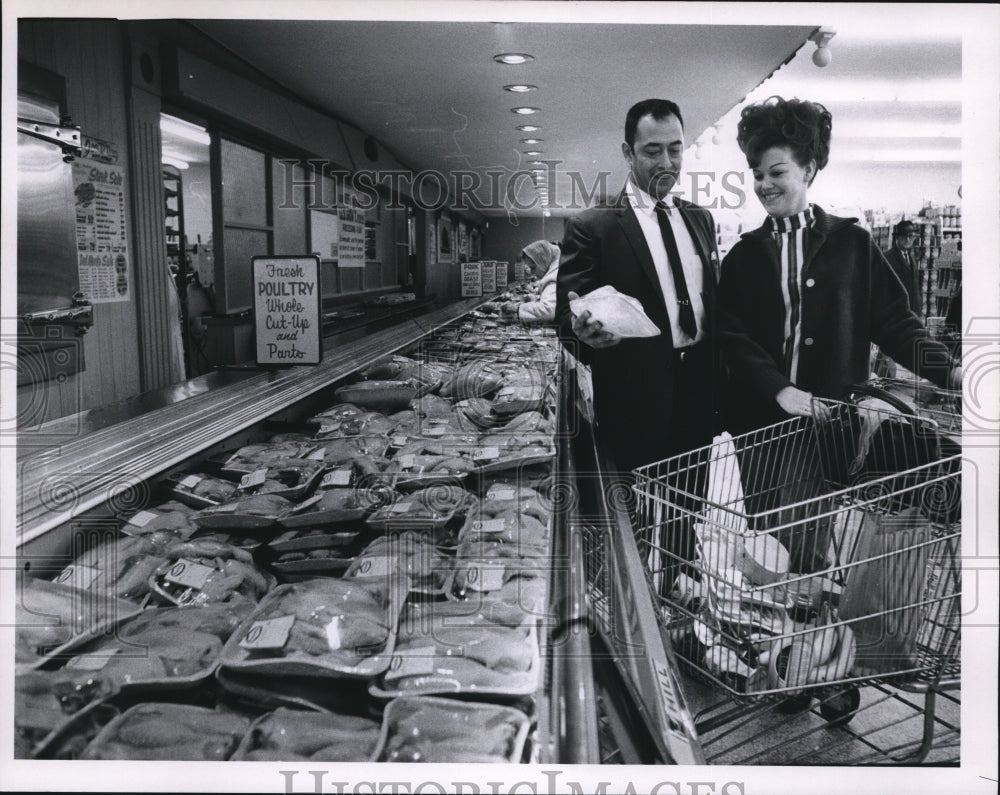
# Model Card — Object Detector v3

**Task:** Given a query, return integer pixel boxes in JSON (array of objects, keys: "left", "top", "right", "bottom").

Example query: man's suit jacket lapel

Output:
[{"left": 616, "top": 197, "right": 671, "bottom": 322}]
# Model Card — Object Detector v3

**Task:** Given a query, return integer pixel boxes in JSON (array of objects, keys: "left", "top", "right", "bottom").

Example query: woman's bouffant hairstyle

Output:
[{"left": 737, "top": 96, "right": 832, "bottom": 184}]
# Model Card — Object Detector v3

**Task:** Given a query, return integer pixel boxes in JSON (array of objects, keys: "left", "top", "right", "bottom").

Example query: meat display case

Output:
[{"left": 14, "top": 295, "right": 703, "bottom": 767}]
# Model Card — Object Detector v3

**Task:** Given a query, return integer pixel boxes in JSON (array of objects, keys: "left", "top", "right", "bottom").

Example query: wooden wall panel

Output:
[{"left": 16, "top": 20, "right": 144, "bottom": 425}]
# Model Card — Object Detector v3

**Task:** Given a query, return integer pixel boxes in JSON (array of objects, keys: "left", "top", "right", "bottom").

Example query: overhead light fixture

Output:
[
  {"left": 520, "top": 138, "right": 543, "bottom": 144},
  {"left": 162, "top": 155, "right": 189, "bottom": 170},
  {"left": 517, "top": 124, "right": 541, "bottom": 132},
  {"left": 504, "top": 84, "right": 537, "bottom": 93},
  {"left": 494, "top": 53, "right": 534, "bottom": 65},
  {"left": 543, "top": 210, "right": 551, "bottom": 217},
  {"left": 160, "top": 114, "right": 210, "bottom": 146},
  {"left": 512, "top": 107, "right": 540, "bottom": 115},
  {"left": 809, "top": 27, "right": 836, "bottom": 68},
  {"left": 523, "top": 151, "right": 543, "bottom": 157},
  {"left": 528, "top": 160, "right": 546, "bottom": 166}
]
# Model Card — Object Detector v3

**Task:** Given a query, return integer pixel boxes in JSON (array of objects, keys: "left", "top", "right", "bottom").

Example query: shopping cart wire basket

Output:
[{"left": 630, "top": 392, "right": 961, "bottom": 762}]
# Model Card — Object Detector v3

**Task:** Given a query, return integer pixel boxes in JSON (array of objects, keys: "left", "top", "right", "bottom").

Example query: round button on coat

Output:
[
  {"left": 805, "top": 278, "right": 816, "bottom": 287},
  {"left": 804, "top": 337, "right": 815, "bottom": 346}
]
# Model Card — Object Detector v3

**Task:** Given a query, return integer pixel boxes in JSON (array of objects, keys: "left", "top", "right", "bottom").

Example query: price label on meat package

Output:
[
  {"left": 473, "top": 447, "right": 500, "bottom": 462},
  {"left": 55, "top": 564, "right": 101, "bottom": 590},
  {"left": 488, "top": 487, "right": 517, "bottom": 501},
  {"left": 321, "top": 470, "right": 353, "bottom": 488},
  {"left": 239, "top": 469, "right": 268, "bottom": 490},
  {"left": 353, "top": 556, "right": 392, "bottom": 578},
  {"left": 463, "top": 563, "right": 506, "bottom": 592},
  {"left": 126, "top": 510, "right": 160, "bottom": 529},
  {"left": 164, "top": 558, "right": 214, "bottom": 590},
  {"left": 66, "top": 648, "right": 119, "bottom": 672},
  {"left": 471, "top": 519, "right": 507, "bottom": 535},
  {"left": 240, "top": 614, "right": 296, "bottom": 650},
  {"left": 384, "top": 647, "right": 437, "bottom": 681},
  {"left": 179, "top": 474, "right": 203, "bottom": 489}
]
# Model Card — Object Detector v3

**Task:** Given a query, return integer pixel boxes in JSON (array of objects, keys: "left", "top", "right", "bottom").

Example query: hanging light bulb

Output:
[{"left": 809, "top": 28, "right": 836, "bottom": 68}]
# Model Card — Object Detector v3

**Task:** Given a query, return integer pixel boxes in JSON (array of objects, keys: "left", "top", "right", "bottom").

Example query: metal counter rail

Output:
[
  {"left": 17, "top": 298, "right": 487, "bottom": 548},
  {"left": 565, "top": 355, "right": 705, "bottom": 765},
  {"left": 539, "top": 349, "right": 601, "bottom": 764}
]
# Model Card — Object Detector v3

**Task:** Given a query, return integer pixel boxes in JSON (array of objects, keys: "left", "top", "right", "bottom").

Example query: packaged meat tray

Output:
[
  {"left": 370, "top": 596, "right": 540, "bottom": 699},
  {"left": 211, "top": 441, "right": 322, "bottom": 473},
  {"left": 119, "top": 500, "right": 201, "bottom": 537},
  {"left": 80, "top": 702, "right": 250, "bottom": 760},
  {"left": 159, "top": 473, "right": 240, "bottom": 510},
  {"left": 147, "top": 537, "right": 275, "bottom": 607},
  {"left": 51, "top": 529, "right": 181, "bottom": 603},
  {"left": 193, "top": 493, "right": 296, "bottom": 532},
  {"left": 439, "top": 360, "right": 505, "bottom": 401},
  {"left": 268, "top": 523, "right": 365, "bottom": 554},
  {"left": 480, "top": 483, "right": 551, "bottom": 522},
  {"left": 313, "top": 410, "right": 396, "bottom": 438},
  {"left": 218, "top": 575, "right": 409, "bottom": 678},
  {"left": 458, "top": 510, "right": 550, "bottom": 547},
  {"left": 231, "top": 457, "right": 326, "bottom": 502},
  {"left": 15, "top": 669, "right": 117, "bottom": 758},
  {"left": 467, "top": 431, "right": 556, "bottom": 474},
  {"left": 334, "top": 380, "right": 422, "bottom": 413},
  {"left": 344, "top": 532, "right": 453, "bottom": 595},
  {"left": 17, "top": 578, "right": 143, "bottom": 670},
  {"left": 231, "top": 707, "right": 381, "bottom": 762},
  {"left": 373, "top": 696, "right": 531, "bottom": 763},
  {"left": 365, "top": 484, "right": 473, "bottom": 533},
  {"left": 311, "top": 434, "right": 391, "bottom": 466},
  {"left": 275, "top": 486, "right": 370, "bottom": 529},
  {"left": 215, "top": 667, "right": 363, "bottom": 714},
  {"left": 29, "top": 700, "right": 121, "bottom": 760},
  {"left": 54, "top": 602, "right": 255, "bottom": 693}
]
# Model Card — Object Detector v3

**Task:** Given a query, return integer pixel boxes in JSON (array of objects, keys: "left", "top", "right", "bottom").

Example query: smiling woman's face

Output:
[{"left": 752, "top": 146, "right": 815, "bottom": 219}]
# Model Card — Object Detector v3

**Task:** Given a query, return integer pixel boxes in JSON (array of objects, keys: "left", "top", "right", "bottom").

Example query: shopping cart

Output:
[
  {"left": 855, "top": 376, "right": 962, "bottom": 440},
  {"left": 631, "top": 395, "right": 962, "bottom": 765}
]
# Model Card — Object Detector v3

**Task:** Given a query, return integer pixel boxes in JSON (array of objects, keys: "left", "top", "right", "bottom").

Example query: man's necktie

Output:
[{"left": 655, "top": 201, "right": 698, "bottom": 341}]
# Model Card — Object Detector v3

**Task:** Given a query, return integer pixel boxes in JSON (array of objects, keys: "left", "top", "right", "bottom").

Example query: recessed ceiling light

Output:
[
  {"left": 517, "top": 124, "right": 541, "bottom": 132},
  {"left": 523, "top": 150, "right": 543, "bottom": 156},
  {"left": 494, "top": 53, "right": 534, "bottom": 65},
  {"left": 504, "top": 84, "right": 537, "bottom": 93},
  {"left": 529, "top": 160, "right": 545, "bottom": 166},
  {"left": 512, "top": 107, "right": 540, "bottom": 115},
  {"left": 520, "top": 138, "right": 543, "bottom": 144}
]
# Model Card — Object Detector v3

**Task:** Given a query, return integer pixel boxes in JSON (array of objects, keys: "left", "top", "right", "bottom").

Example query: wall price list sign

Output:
[
  {"left": 461, "top": 262, "right": 483, "bottom": 297},
  {"left": 72, "top": 135, "right": 131, "bottom": 303},
  {"left": 252, "top": 255, "right": 323, "bottom": 365}
]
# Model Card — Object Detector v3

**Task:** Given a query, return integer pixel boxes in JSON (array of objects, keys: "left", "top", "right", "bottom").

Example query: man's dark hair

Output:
[{"left": 625, "top": 99, "right": 684, "bottom": 150}]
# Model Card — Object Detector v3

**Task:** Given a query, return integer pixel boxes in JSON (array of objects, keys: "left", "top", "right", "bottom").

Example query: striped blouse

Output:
[{"left": 766, "top": 206, "right": 814, "bottom": 383}]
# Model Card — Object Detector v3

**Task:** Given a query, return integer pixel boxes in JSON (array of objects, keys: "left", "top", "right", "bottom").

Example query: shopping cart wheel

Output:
[{"left": 818, "top": 686, "right": 861, "bottom": 727}]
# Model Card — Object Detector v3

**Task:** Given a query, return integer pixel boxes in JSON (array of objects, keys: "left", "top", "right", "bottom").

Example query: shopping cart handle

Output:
[{"left": 842, "top": 382, "right": 919, "bottom": 419}]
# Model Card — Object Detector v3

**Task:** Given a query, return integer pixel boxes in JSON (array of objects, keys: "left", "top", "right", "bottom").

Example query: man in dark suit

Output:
[
  {"left": 885, "top": 219, "right": 923, "bottom": 318},
  {"left": 555, "top": 98, "right": 723, "bottom": 475}
]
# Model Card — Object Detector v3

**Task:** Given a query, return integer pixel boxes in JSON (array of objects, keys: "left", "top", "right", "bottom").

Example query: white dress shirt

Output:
[{"left": 626, "top": 180, "right": 706, "bottom": 346}]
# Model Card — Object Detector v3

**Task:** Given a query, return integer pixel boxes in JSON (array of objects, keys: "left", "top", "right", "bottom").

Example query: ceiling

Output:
[
  {"left": 187, "top": 20, "right": 816, "bottom": 217},
  {"left": 173, "top": 16, "right": 961, "bottom": 219}
]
